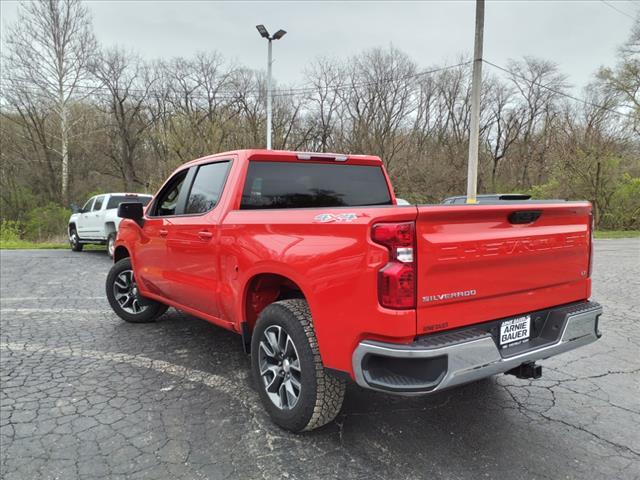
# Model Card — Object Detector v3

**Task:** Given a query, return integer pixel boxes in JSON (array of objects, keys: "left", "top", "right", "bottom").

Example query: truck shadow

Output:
[{"left": 132, "top": 309, "right": 581, "bottom": 479}]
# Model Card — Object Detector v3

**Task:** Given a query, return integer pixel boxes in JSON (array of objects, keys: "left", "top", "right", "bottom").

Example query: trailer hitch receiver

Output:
[{"left": 506, "top": 362, "right": 542, "bottom": 379}]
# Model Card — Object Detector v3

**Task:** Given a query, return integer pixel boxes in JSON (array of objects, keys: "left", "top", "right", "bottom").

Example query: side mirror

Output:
[{"left": 118, "top": 202, "right": 144, "bottom": 225}]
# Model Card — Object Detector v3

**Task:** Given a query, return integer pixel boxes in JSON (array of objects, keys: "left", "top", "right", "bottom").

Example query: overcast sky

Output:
[{"left": 1, "top": 0, "right": 638, "bottom": 90}]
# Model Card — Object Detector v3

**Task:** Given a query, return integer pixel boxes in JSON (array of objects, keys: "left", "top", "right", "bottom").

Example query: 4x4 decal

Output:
[{"left": 313, "top": 213, "right": 359, "bottom": 223}]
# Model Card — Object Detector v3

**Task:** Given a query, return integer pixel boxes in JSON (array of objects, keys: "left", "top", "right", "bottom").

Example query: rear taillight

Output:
[{"left": 371, "top": 222, "right": 416, "bottom": 309}]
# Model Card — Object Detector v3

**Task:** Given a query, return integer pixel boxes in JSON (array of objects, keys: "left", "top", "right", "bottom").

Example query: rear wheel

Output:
[
  {"left": 107, "top": 233, "right": 116, "bottom": 258},
  {"left": 106, "top": 258, "right": 168, "bottom": 323},
  {"left": 251, "top": 299, "right": 346, "bottom": 432},
  {"left": 69, "top": 228, "right": 83, "bottom": 252}
]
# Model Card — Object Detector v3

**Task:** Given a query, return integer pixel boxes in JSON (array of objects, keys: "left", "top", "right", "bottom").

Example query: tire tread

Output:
[{"left": 274, "top": 299, "right": 346, "bottom": 431}]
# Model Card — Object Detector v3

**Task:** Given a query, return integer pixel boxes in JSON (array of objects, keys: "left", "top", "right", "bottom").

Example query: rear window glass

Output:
[
  {"left": 107, "top": 195, "right": 151, "bottom": 210},
  {"left": 240, "top": 162, "right": 392, "bottom": 209}
]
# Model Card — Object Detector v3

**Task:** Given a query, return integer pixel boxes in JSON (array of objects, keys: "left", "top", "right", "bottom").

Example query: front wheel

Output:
[
  {"left": 106, "top": 258, "right": 168, "bottom": 323},
  {"left": 251, "top": 299, "right": 346, "bottom": 432},
  {"left": 69, "top": 229, "right": 83, "bottom": 252}
]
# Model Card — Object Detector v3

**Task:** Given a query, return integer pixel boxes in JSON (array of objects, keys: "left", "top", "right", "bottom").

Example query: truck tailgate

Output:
[{"left": 416, "top": 203, "right": 592, "bottom": 334}]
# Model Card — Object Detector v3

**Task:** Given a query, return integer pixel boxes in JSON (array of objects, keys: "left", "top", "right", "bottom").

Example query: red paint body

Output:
[{"left": 115, "top": 150, "right": 593, "bottom": 377}]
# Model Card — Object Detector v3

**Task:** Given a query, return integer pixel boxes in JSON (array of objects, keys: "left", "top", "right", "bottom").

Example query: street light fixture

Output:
[
  {"left": 256, "top": 24, "right": 269, "bottom": 38},
  {"left": 256, "top": 24, "right": 287, "bottom": 150}
]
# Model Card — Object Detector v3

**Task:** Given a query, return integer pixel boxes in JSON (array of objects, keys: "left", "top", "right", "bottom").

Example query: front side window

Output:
[
  {"left": 240, "top": 161, "right": 392, "bottom": 209},
  {"left": 152, "top": 170, "right": 188, "bottom": 216},
  {"left": 82, "top": 198, "right": 94, "bottom": 212},
  {"left": 185, "top": 161, "right": 231, "bottom": 215},
  {"left": 93, "top": 196, "right": 105, "bottom": 211}
]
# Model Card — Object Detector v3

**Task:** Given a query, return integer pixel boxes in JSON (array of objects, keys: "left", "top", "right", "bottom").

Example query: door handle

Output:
[
  {"left": 159, "top": 229, "right": 169, "bottom": 237},
  {"left": 198, "top": 230, "right": 213, "bottom": 240}
]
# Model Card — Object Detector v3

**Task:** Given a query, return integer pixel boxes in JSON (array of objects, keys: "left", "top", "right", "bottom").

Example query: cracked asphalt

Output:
[{"left": 1, "top": 239, "right": 639, "bottom": 480}]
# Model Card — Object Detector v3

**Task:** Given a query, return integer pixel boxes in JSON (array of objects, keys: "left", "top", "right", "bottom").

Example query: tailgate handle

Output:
[{"left": 508, "top": 210, "right": 542, "bottom": 224}]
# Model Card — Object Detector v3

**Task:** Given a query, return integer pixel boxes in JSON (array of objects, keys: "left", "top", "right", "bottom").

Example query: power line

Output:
[
  {"left": 4, "top": 60, "right": 634, "bottom": 122},
  {"left": 0, "top": 78, "right": 242, "bottom": 101},
  {"left": 270, "top": 61, "right": 472, "bottom": 97},
  {"left": 483, "top": 59, "right": 636, "bottom": 120},
  {"left": 0, "top": 61, "right": 472, "bottom": 101},
  {"left": 599, "top": 0, "right": 638, "bottom": 19}
]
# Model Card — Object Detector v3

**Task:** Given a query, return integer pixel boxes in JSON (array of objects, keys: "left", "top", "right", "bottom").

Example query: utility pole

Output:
[
  {"left": 465, "top": 0, "right": 485, "bottom": 204},
  {"left": 256, "top": 25, "right": 287, "bottom": 150}
]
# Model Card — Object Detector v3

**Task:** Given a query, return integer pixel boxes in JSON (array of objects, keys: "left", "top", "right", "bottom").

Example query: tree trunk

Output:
[{"left": 60, "top": 93, "right": 69, "bottom": 205}]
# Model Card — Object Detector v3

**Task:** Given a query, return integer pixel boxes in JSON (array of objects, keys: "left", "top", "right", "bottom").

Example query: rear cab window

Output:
[
  {"left": 107, "top": 195, "right": 151, "bottom": 210},
  {"left": 240, "top": 161, "right": 392, "bottom": 209}
]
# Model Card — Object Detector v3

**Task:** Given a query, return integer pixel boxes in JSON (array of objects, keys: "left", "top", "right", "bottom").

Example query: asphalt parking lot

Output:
[{"left": 1, "top": 239, "right": 639, "bottom": 480}]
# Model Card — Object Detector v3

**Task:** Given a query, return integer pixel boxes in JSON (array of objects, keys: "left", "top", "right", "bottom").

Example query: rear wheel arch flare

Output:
[
  {"left": 244, "top": 273, "right": 307, "bottom": 333},
  {"left": 105, "top": 222, "right": 116, "bottom": 234}
]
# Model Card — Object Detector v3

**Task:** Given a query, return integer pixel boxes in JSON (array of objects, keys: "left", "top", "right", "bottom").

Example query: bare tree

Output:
[
  {"left": 340, "top": 46, "right": 417, "bottom": 170},
  {"left": 303, "top": 58, "right": 345, "bottom": 152},
  {"left": 552, "top": 85, "right": 627, "bottom": 227},
  {"left": 0, "top": 83, "right": 61, "bottom": 202},
  {"left": 598, "top": 17, "right": 640, "bottom": 135},
  {"left": 506, "top": 57, "right": 568, "bottom": 187},
  {"left": 91, "top": 48, "right": 156, "bottom": 190},
  {"left": 229, "top": 68, "right": 266, "bottom": 148},
  {"left": 4, "top": 0, "right": 97, "bottom": 204},
  {"left": 484, "top": 80, "right": 522, "bottom": 189}
]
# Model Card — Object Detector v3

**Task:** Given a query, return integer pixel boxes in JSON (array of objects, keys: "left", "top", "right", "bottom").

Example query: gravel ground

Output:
[{"left": 1, "top": 239, "right": 639, "bottom": 480}]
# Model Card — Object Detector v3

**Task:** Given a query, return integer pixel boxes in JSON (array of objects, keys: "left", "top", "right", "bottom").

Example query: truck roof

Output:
[
  {"left": 182, "top": 149, "right": 383, "bottom": 167},
  {"left": 106, "top": 193, "right": 153, "bottom": 197}
]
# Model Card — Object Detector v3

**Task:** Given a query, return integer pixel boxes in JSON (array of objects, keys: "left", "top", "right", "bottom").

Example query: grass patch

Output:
[
  {"left": 594, "top": 230, "right": 640, "bottom": 239},
  {"left": 0, "top": 240, "right": 68, "bottom": 250},
  {"left": 0, "top": 239, "right": 106, "bottom": 251}
]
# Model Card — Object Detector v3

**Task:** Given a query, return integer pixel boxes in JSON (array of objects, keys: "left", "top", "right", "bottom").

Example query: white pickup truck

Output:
[{"left": 68, "top": 193, "right": 152, "bottom": 257}]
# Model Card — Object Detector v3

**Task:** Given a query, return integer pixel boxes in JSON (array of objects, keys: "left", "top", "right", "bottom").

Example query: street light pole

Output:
[
  {"left": 256, "top": 25, "right": 287, "bottom": 150},
  {"left": 465, "top": 0, "right": 485, "bottom": 204},
  {"left": 266, "top": 38, "right": 273, "bottom": 150}
]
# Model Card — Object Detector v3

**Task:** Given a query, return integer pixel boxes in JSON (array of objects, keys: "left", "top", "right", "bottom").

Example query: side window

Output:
[
  {"left": 185, "top": 161, "right": 231, "bottom": 215},
  {"left": 92, "top": 195, "right": 105, "bottom": 211},
  {"left": 151, "top": 170, "right": 188, "bottom": 217},
  {"left": 82, "top": 198, "right": 94, "bottom": 212}
]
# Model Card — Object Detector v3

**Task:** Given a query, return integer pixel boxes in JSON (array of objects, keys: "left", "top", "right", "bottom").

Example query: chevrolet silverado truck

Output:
[
  {"left": 105, "top": 149, "right": 602, "bottom": 432},
  {"left": 69, "top": 193, "right": 152, "bottom": 257}
]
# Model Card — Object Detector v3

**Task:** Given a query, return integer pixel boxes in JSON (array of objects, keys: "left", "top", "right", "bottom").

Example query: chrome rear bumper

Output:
[{"left": 352, "top": 302, "right": 602, "bottom": 395}]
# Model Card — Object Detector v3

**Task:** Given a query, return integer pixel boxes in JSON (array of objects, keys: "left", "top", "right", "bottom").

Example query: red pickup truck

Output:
[{"left": 106, "top": 149, "right": 602, "bottom": 432}]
